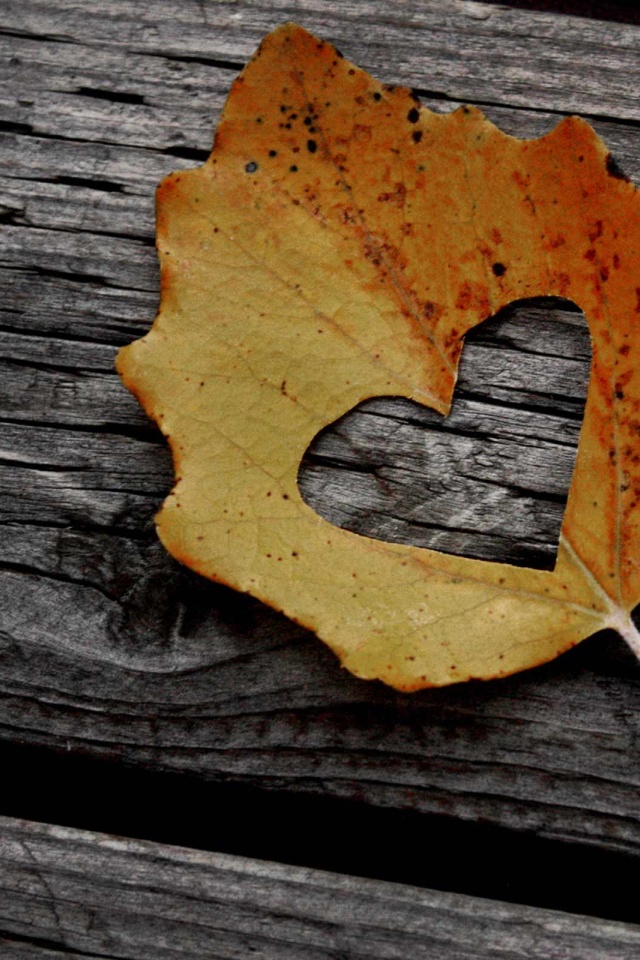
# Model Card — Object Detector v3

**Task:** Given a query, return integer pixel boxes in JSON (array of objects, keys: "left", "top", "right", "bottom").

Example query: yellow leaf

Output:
[{"left": 117, "top": 23, "right": 640, "bottom": 690}]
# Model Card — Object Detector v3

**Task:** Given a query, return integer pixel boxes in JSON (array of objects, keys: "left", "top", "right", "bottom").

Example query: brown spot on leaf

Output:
[
  {"left": 589, "top": 220, "right": 604, "bottom": 242},
  {"left": 377, "top": 183, "right": 407, "bottom": 207},
  {"left": 543, "top": 233, "right": 566, "bottom": 250},
  {"left": 423, "top": 301, "right": 443, "bottom": 321},
  {"left": 456, "top": 281, "right": 489, "bottom": 314}
]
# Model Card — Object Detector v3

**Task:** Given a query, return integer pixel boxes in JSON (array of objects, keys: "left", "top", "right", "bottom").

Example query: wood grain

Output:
[
  {"left": 1, "top": 816, "right": 640, "bottom": 959},
  {"left": 4, "top": 0, "right": 640, "bottom": 120},
  {"left": 2, "top": 0, "right": 640, "bottom": 873}
]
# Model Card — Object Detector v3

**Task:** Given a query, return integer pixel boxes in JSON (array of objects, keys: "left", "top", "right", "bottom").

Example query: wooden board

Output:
[
  {"left": 2, "top": 0, "right": 640, "bottom": 920},
  {"left": 1, "top": 816, "right": 640, "bottom": 959}
]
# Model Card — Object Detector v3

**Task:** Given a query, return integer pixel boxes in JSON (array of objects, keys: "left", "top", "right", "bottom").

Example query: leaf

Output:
[{"left": 116, "top": 23, "right": 640, "bottom": 690}]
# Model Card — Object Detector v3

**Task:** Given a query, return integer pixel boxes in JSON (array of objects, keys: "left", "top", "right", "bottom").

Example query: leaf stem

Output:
[{"left": 608, "top": 611, "right": 640, "bottom": 660}]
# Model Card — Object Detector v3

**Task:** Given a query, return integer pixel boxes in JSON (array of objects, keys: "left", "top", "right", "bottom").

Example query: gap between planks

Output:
[{"left": 1, "top": 815, "right": 640, "bottom": 960}]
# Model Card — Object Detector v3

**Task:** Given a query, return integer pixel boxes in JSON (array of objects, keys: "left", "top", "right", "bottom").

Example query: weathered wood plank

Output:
[
  {"left": 0, "top": 306, "right": 590, "bottom": 416},
  {"left": 3, "top": 27, "right": 640, "bottom": 170},
  {"left": 0, "top": 224, "right": 153, "bottom": 291},
  {"left": 0, "top": 265, "right": 156, "bottom": 345},
  {"left": 0, "top": 303, "right": 589, "bottom": 561},
  {"left": 3, "top": 514, "right": 640, "bottom": 857},
  {"left": 1, "top": 816, "right": 639, "bottom": 960},
  {"left": 4, "top": 0, "right": 640, "bottom": 121}
]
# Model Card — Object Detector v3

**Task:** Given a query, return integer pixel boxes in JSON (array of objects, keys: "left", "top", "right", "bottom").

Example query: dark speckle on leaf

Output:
[
  {"left": 290, "top": 165, "right": 298, "bottom": 172},
  {"left": 245, "top": 161, "right": 258, "bottom": 173},
  {"left": 606, "top": 153, "right": 630, "bottom": 182},
  {"left": 307, "top": 139, "right": 317, "bottom": 153},
  {"left": 373, "top": 91, "right": 382, "bottom": 101},
  {"left": 492, "top": 262, "right": 506, "bottom": 277},
  {"left": 269, "top": 150, "right": 277, "bottom": 157},
  {"left": 412, "top": 130, "right": 423, "bottom": 144},
  {"left": 408, "top": 107, "right": 419, "bottom": 123}
]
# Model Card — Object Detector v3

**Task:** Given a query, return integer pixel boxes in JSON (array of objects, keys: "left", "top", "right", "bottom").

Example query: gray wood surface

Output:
[
  {"left": 1, "top": 816, "right": 639, "bottom": 960},
  {"left": 2, "top": 0, "right": 640, "bottom": 900}
]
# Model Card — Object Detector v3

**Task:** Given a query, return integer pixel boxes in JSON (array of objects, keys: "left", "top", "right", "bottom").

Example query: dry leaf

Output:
[{"left": 117, "top": 23, "right": 640, "bottom": 690}]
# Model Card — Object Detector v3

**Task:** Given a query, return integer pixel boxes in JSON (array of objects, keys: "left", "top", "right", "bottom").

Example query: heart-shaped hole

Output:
[{"left": 298, "top": 297, "right": 590, "bottom": 571}]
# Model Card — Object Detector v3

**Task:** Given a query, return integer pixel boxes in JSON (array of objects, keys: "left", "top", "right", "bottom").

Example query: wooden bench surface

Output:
[{"left": 2, "top": 1, "right": 640, "bottom": 955}]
